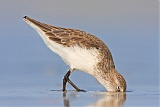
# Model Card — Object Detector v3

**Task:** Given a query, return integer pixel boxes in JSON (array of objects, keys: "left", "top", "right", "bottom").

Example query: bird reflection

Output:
[
  {"left": 63, "top": 92, "right": 70, "bottom": 107},
  {"left": 63, "top": 91, "right": 126, "bottom": 107},
  {"left": 88, "top": 92, "right": 126, "bottom": 107}
]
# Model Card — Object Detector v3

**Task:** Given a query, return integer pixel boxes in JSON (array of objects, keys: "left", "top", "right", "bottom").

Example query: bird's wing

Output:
[
  {"left": 45, "top": 28, "right": 101, "bottom": 49},
  {"left": 24, "top": 16, "right": 100, "bottom": 49},
  {"left": 24, "top": 16, "right": 115, "bottom": 69}
]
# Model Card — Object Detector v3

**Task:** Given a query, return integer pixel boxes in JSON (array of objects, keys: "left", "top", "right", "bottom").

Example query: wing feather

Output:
[{"left": 24, "top": 16, "right": 115, "bottom": 70}]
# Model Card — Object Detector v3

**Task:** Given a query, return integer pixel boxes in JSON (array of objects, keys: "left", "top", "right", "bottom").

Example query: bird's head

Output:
[
  {"left": 96, "top": 68, "right": 127, "bottom": 92},
  {"left": 108, "top": 69, "right": 126, "bottom": 92}
]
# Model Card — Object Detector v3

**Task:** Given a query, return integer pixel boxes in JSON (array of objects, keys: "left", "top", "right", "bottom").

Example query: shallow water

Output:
[
  {"left": 0, "top": 61, "right": 159, "bottom": 107},
  {"left": 0, "top": 88, "right": 159, "bottom": 107}
]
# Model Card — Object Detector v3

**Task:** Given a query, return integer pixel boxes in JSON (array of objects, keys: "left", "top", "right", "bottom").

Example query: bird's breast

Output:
[{"left": 63, "top": 46, "right": 100, "bottom": 75}]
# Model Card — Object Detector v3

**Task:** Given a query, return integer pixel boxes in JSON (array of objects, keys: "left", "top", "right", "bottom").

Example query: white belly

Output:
[
  {"left": 47, "top": 40, "right": 99, "bottom": 76},
  {"left": 28, "top": 23, "right": 99, "bottom": 76}
]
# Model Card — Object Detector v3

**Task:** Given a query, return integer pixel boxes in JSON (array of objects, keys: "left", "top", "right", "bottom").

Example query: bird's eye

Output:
[{"left": 117, "top": 86, "right": 120, "bottom": 92}]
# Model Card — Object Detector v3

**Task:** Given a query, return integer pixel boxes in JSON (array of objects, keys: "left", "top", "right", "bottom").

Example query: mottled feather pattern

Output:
[
  {"left": 25, "top": 17, "right": 115, "bottom": 71},
  {"left": 24, "top": 16, "right": 126, "bottom": 92}
]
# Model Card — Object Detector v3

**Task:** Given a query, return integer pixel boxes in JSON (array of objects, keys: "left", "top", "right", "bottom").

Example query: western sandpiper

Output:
[{"left": 23, "top": 16, "right": 126, "bottom": 92}]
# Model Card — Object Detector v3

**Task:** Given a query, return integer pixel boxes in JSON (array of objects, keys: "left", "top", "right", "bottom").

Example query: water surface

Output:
[{"left": 0, "top": 61, "right": 159, "bottom": 107}]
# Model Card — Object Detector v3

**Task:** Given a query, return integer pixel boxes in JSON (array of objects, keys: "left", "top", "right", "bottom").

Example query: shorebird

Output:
[{"left": 23, "top": 16, "right": 126, "bottom": 92}]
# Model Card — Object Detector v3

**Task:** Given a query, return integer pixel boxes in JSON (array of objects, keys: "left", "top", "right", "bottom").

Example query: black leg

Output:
[
  {"left": 62, "top": 68, "right": 86, "bottom": 92},
  {"left": 62, "top": 69, "right": 71, "bottom": 92},
  {"left": 67, "top": 79, "right": 81, "bottom": 91}
]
